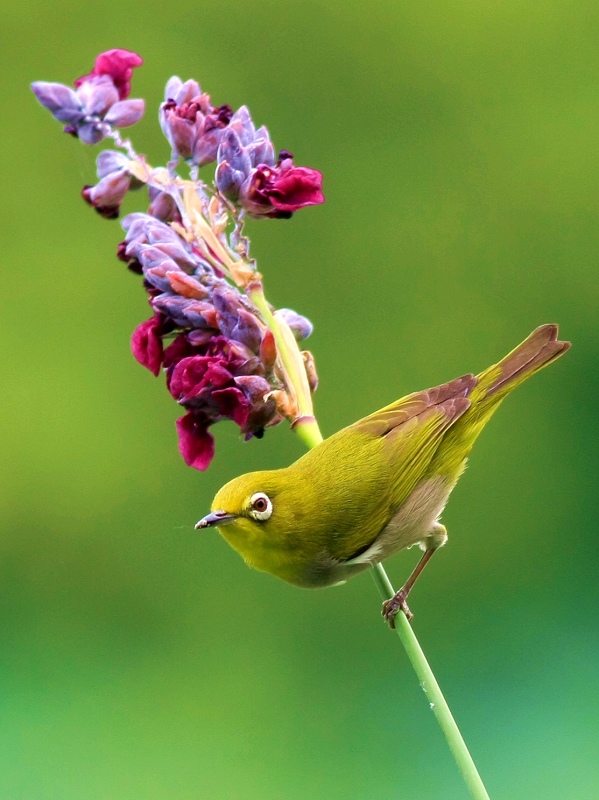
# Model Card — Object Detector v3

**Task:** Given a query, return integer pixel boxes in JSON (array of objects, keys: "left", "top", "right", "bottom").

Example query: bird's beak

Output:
[{"left": 195, "top": 510, "right": 238, "bottom": 530}]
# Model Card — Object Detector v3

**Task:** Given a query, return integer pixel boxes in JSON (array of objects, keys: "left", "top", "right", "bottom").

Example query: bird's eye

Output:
[{"left": 249, "top": 492, "right": 273, "bottom": 521}]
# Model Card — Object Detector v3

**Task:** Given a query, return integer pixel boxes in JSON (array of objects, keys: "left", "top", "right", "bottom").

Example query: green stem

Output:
[
  {"left": 249, "top": 283, "right": 314, "bottom": 419},
  {"left": 292, "top": 417, "right": 324, "bottom": 451},
  {"left": 255, "top": 281, "right": 490, "bottom": 799},
  {"left": 372, "top": 563, "right": 491, "bottom": 800}
]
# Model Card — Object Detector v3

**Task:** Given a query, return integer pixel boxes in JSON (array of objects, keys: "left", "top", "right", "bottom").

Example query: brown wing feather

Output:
[{"left": 350, "top": 374, "right": 478, "bottom": 439}]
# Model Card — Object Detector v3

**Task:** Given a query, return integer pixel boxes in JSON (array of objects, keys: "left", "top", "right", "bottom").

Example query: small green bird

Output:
[{"left": 196, "top": 325, "right": 569, "bottom": 626}]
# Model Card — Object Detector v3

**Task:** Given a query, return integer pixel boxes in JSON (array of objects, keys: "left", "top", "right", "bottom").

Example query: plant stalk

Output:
[{"left": 371, "top": 563, "right": 491, "bottom": 800}]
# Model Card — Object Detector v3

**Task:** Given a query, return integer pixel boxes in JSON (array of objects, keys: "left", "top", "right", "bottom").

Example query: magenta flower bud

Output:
[
  {"left": 169, "top": 355, "right": 222, "bottom": 405},
  {"left": 104, "top": 98, "right": 145, "bottom": 128},
  {"left": 239, "top": 159, "right": 325, "bottom": 218},
  {"left": 276, "top": 308, "right": 314, "bottom": 341},
  {"left": 75, "top": 49, "right": 143, "bottom": 101},
  {"left": 131, "top": 315, "right": 165, "bottom": 376},
  {"left": 176, "top": 412, "right": 215, "bottom": 471}
]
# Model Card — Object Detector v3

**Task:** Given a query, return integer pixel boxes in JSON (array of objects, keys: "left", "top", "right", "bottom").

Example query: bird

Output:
[{"left": 196, "top": 324, "right": 570, "bottom": 627}]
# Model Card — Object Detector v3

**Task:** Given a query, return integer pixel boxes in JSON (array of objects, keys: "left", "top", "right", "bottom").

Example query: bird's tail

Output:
[
  {"left": 424, "top": 325, "right": 569, "bottom": 482},
  {"left": 473, "top": 324, "right": 570, "bottom": 407}
]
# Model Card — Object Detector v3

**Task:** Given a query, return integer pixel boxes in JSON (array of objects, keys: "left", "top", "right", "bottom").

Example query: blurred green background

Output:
[{"left": 1, "top": 1, "right": 597, "bottom": 798}]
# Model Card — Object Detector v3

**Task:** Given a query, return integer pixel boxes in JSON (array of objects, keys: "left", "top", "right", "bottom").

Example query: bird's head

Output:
[{"left": 195, "top": 470, "right": 295, "bottom": 571}]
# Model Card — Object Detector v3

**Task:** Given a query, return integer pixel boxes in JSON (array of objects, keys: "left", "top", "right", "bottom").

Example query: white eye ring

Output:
[{"left": 249, "top": 492, "right": 273, "bottom": 521}]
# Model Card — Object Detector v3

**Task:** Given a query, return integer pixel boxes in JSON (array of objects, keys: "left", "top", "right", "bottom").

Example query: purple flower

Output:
[
  {"left": 148, "top": 187, "right": 180, "bottom": 223},
  {"left": 277, "top": 308, "right": 314, "bottom": 341},
  {"left": 34, "top": 52, "right": 323, "bottom": 472},
  {"left": 82, "top": 150, "right": 138, "bottom": 218},
  {"left": 212, "top": 287, "right": 263, "bottom": 353},
  {"left": 31, "top": 49, "right": 144, "bottom": 145},
  {"left": 119, "top": 213, "right": 207, "bottom": 275},
  {"left": 215, "top": 113, "right": 275, "bottom": 201},
  {"left": 216, "top": 124, "right": 323, "bottom": 218},
  {"left": 160, "top": 76, "right": 233, "bottom": 165}
]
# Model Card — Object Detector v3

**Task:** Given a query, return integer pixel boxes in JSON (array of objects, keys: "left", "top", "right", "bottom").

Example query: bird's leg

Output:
[{"left": 381, "top": 523, "right": 447, "bottom": 629}]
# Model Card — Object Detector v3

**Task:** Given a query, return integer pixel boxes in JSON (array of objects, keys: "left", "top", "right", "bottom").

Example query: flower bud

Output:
[
  {"left": 82, "top": 170, "right": 131, "bottom": 218},
  {"left": 163, "top": 77, "right": 202, "bottom": 107},
  {"left": 104, "top": 98, "right": 145, "bottom": 128},
  {"left": 144, "top": 260, "right": 186, "bottom": 292},
  {"left": 81, "top": 77, "right": 120, "bottom": 116},
  {"left": 176, "top": 412, "right": 215, "bottom": 471},
  {"left": 302, "top": 350, "right": 319, "bottom": 393},
  {"left": 31, "top": 81, "right": 84, "bottom": 124},
  {"left": 193, "top": 104, "right": 233, "bottom": 166},
  {"left": 131, "top": 314, "right": 169, "bottom": 376},
  {"left": 228, "top": 105, "right": 256, "bottom": 146},
  {"left": 160, "top": 100, "right": 200, "bottom": 159},
  {"left": 276, "top": 308, "right": 313, "bottom": 341},
  {"left": 148, "top": 188, "right": 179, "bottom": 223},
  {"left": 239, "top": 160, "right": 324, "bottom": 218},
  {"left": 75, "top": 49, "right": 143, "bottom": 101}
]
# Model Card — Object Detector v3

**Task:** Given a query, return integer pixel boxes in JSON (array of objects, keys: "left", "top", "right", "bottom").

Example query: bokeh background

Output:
[{"left": 1, "top": 1, "right": 598, "bottom": 798}]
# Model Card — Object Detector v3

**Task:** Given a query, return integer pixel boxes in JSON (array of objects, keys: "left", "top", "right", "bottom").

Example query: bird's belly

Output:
[
  {"left": 341, "top": 475, "right": 453, "bottom": 572},
  {"left": 377, "top": 475, "right": 453, "bottom": 556}
]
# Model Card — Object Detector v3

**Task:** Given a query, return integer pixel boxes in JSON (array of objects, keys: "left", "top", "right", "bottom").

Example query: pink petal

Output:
[
  {"left": 176, "top": 414, "right": 215, "bottom": 471},
  {"left": 212, "top": 386, "right": 250, "bottom": 427},
  {"left": 269, "top": 167, "right": 324, "bottom": 212},
  {"left": 131, "top": 317, "right": 163, "bottom": 375},
  {"left": 76, "top": 49, "right": 143, "bottom": 100}
]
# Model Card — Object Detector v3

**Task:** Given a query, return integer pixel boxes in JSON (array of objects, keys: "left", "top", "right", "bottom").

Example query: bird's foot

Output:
[{"left": 381, "top": 589, "right": 414, "bottom": 629}]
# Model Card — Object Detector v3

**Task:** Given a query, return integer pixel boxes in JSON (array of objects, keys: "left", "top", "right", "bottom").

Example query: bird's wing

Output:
[
  {"left": 333, "top": 375, "right": 476, "bottom": 561},
  {"left": 349, "top": 374, "right": 476, "bottom": 440}
]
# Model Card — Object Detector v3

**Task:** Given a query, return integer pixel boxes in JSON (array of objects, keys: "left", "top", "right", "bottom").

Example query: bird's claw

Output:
[{"left": 381, "top": 590, "right": 414, "bottom": 629}]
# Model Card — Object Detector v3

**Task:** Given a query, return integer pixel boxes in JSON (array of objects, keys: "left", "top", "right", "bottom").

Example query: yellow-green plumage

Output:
[{"left": 199, "top": 325, "right": 569, "bottom": 592}]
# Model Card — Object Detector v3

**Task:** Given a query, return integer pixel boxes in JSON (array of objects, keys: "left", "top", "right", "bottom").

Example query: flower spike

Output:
[{"left": 32, "top": 51, "right": 323, "bottom": 469}]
